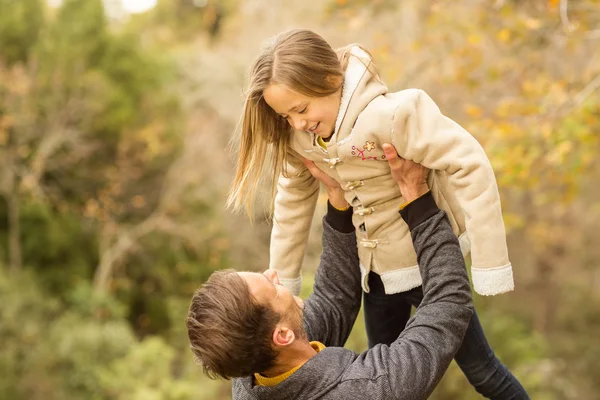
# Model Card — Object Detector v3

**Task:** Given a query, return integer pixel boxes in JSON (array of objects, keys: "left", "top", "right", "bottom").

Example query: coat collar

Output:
[{"left": 331, "top": 47, "right": 388, "bottom": 145}]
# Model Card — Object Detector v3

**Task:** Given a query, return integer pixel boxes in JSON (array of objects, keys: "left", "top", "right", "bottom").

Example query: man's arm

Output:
[
  {"left": 374, "top": 146, "right": 473, "bottom": 399},
  {"left": 385, "top": 195, "right": 473, "bottom": 399},
  {"left": 300, "top": 160, "right": 363, "bottom": 347}
]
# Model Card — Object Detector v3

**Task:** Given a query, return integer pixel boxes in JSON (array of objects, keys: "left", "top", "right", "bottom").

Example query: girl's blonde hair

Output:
[{"left": 227, "top": 29, "right": 377, "bottom": 218}]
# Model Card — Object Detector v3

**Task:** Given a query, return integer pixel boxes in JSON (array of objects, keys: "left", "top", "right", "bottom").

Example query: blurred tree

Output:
[
  {"left": 0, "top": 0, "right": 45, "bottom": 65},
  {"left": 0, "top": 268, "right": 213, "bottom": 400},
  {"left": 324, "top": 0, "right": 600, "bottom": 398},
  {"left": 125, "top": 0, "right": 238, "bottom": 46},
  {"left": 2, "top": 0, "right": 600, "bottom": 398},
  {"left": 0, "top": 0, "right": 230, "bottom": 331}
]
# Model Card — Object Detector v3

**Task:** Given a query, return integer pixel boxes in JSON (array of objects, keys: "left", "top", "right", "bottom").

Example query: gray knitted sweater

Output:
[{"left": 233, "top": 194, "right": 473, "bottom": 399}]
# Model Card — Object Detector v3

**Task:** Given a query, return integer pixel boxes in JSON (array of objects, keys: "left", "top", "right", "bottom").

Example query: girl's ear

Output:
[
  {"left": 272, "top": 325, "right": 296, "bottom": 348},
  {"left": 325, "top": 74, "right": 343, "bottom": 89}
]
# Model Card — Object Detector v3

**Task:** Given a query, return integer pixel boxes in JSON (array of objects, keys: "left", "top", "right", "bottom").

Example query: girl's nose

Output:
[{"left": 292, "top": 117, "right": 307, "bottom": 131}]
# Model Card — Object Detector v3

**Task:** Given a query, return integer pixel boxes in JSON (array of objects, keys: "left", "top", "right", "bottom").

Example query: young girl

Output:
[{"left": 228, "top": 29, "right": 529, "bottom": 398}]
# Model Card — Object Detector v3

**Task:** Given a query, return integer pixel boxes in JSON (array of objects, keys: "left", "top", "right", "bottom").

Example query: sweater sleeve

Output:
[
  {"left": 270, "top": 149, "right": 320, "bottom": 296},
  {"left": 383, "top": 194, "right": 474, "bottom": 399},
  {"left": 391, "top": 89, "right": 514, "bottom": 295},
  {"left": 302, "top": 208, "right": 362, "bottom": 347}
]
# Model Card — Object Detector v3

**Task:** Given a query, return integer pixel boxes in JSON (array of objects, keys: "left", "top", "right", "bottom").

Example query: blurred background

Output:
[{"left": 1, "top": 0, "right": 599, "bottom": 399}]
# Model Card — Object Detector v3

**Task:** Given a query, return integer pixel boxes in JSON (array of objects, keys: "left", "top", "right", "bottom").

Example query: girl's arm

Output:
[
  {"left": 302, "top": 204, "right": 360, "bottom": 346},
  {"left": 270, "top": 149, "right": 320, "bottom": 296},
  {"left": 390, "top": 89, "right": 514, "bottom": 296}
]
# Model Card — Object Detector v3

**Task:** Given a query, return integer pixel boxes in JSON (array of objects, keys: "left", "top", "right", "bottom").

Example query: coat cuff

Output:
[
  {"left": 326, "top": 202, "right": 354, "bottom": 233},
  {"left": 471, "top": 264, "right": 515, "bottom": 296},
  {"left": 399, "top": 191, "right": 438, "bottom": 231},
  {"left": 279, "top": 276, "right": 302, "bottom": 297}
]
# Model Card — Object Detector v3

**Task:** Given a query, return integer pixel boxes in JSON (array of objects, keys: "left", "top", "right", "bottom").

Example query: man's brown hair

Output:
[{"left": 186, "top": 269, "right": 281, "bottom": 379}]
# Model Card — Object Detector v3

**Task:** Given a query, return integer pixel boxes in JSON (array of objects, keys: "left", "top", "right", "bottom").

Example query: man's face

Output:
[{"left": 238, "top": 270, "right": 306, "bottom": 338}]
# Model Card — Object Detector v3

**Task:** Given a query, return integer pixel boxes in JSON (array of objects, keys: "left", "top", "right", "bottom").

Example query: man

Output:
[{"left": 186, "top": 144, "right": 473, "bottom": 399}]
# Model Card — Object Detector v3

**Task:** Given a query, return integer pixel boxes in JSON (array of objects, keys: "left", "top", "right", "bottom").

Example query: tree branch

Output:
[
  {"left": 560, "top": 0, "right": 576, "bottom": 33},
  {"left": 572, "top": 73, "right": 600, "bottom": 107},
  {"left": 93, "top": 213, "right": 161, "bottom": 291}
]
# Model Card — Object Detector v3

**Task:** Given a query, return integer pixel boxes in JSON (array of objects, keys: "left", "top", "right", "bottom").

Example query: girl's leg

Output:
[
  {"left": 453, "top": 309, "right": 530, "bottom": 400},
  {"left": 403, "top": 288, "right": 529, "bottom": 399},
  {"left": 363, "top": 271, "right": 412, "bottom": 348}
]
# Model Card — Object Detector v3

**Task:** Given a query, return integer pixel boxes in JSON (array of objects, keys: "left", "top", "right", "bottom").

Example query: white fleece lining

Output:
[
  {"left": 471, "top": 263, "right": 515, "bottom": 296},
  {"left": 360, "top": 263, "right": 370, "bottom": 293},
  {"left": 379, "top": 265, "right": 423, "bottom": 295},
  {"left": 333, "top": 47, "right": 370, "bottom": 143},
  {"left": 280, "top": 276, "right": 302, "bottom": 297}
]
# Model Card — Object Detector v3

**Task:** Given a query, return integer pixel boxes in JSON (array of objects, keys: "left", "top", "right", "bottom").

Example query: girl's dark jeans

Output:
[{"left": 364, "top": 271, "right": 530, "bottom": 400}]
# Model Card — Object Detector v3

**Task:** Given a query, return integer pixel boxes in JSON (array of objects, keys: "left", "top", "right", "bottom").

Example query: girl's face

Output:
[{"left": 263, "top": 83, "right": 341, "bottom": 139}]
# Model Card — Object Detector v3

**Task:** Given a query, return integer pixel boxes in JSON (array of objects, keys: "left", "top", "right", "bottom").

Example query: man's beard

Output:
[{"left": 292, "top": 303, "right": 308, "bottom": 341}]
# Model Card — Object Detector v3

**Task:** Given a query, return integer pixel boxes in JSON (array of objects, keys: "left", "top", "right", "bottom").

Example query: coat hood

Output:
[{"left": 332, "top": 47, "right": 388, "bottom": 144}]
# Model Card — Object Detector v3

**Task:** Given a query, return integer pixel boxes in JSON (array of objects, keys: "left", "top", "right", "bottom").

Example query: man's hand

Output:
[
  {"left": 382, "top": 143, "right": 430, "bottom": 203},
  {"left": 303, "top": 159, "right": 349, "bottom": 210}
]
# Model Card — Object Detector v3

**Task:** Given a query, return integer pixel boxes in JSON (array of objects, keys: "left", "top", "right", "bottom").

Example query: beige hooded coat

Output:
[{"left": 270, "top": 47, "right": 514, "bottom": 297}]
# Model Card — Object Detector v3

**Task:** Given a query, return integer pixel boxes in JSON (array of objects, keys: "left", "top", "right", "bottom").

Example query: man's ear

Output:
[{"left": 272, "top": 324, "right": 296, "bottom": 347}]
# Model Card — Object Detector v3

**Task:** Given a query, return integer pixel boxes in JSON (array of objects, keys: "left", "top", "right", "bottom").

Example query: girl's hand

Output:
[
  {"left": 263, "top": 269, "right": 281, "bottom": 285},
  {"left": 382, "top": 143, "right": 430, "bottom": 203},
  {"left": 302, "top": 159, "right": 349, "bottom": 210}
]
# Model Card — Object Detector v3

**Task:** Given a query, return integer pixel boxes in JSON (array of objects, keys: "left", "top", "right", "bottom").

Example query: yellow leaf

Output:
[
  {"left": 524, "top": 18, "right": 542, "bottom": 30},
  {"left": 547, "top": 0, "right": 559, "bottom": 9},
  {"left": 464, "top": 104, "right": 483, "bottom": 118},
  {"left": 503, "top": 212, "right": 525, "bottom": 231},
  {"left": 497, "top": 29, "right": 511, "bottom": 43},
  {"left": 581, "top": 152, "right": 593, "bottom": 167},
  {"left": 545, "top": 141, "right": 573, "bottom": 166},
  {"left": 521, "top": 80, "right": 536, "bottom": 94},
  {"left": 374, "top": 45, "right": 390, "bottom": 62},
  {"left": 495, "top": 103, "right": 510, "bottom": 118},
  {"left": 541, "top": 124, "right": 553, "bottom": 139},
  {"left": 467, "top": 35, "right": 482, "bottom": 45}
]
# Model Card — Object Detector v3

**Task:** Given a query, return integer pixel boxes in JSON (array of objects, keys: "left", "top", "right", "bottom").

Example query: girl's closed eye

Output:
[{"left": 299, "top": 107, "right": 307, "bottom": 114}]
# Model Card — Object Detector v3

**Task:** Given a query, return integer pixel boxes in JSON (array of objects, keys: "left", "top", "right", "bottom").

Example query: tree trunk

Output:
[
  {"left": 93, "top": 216, "right": 158, "bottom": 292},
  {"left": 7, "top": 187, "right": 22, "bottom": 273},
  {"left": 4, "top": 136, "right": 22, "bottom": 273}
]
